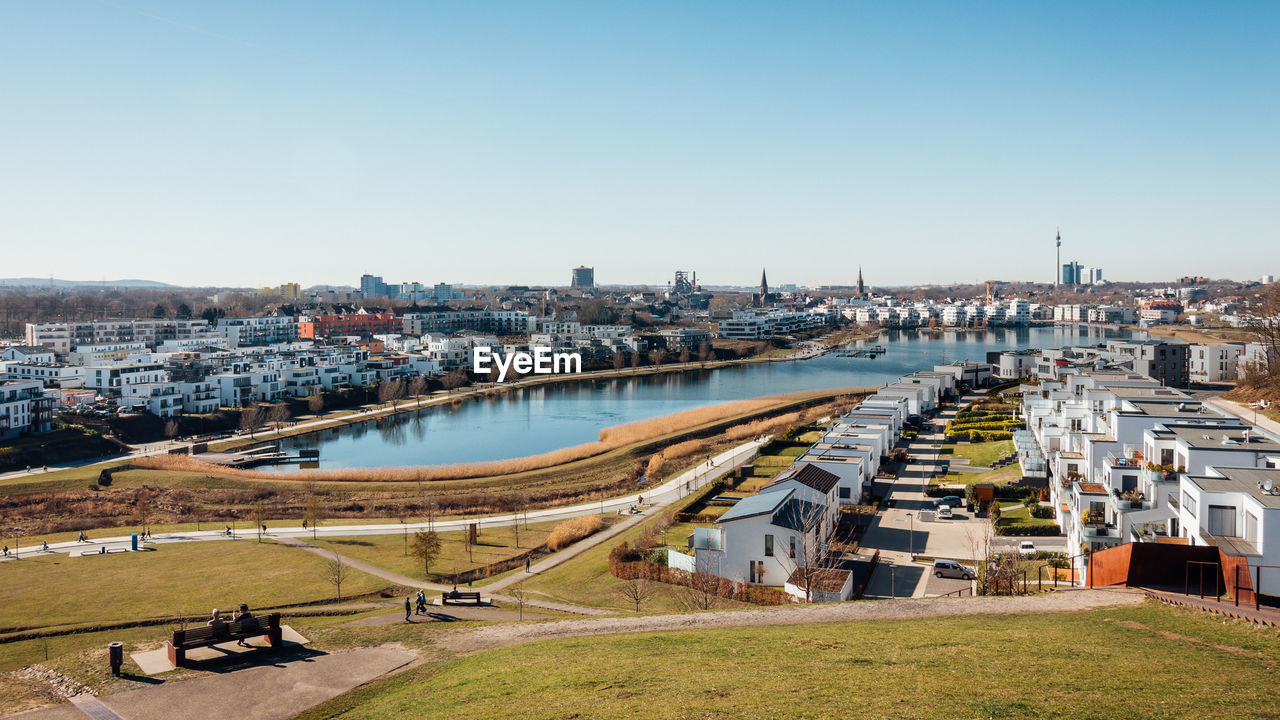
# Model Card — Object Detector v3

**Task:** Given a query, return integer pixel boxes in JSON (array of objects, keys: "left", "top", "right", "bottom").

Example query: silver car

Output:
[{"left": 933, "top": 559, "right": 976, "bottom": 580}]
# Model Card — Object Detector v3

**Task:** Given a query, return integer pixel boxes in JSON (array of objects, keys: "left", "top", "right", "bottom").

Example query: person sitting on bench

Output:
[
  {"left": 233, "top": 603, "right": 254, "bottom": 646},
  {"left": 207, "top": 609, "right": 225, "bottom": 628}
]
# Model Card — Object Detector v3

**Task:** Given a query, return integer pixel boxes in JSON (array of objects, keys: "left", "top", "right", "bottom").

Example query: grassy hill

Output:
[{"left": 296, "top": 601, "right": 1280, "bottom": 720}]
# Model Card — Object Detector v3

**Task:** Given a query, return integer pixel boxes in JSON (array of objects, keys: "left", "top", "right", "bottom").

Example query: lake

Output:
[{"left": 274, "top": 325, "right": 1137, "bottom": 469}]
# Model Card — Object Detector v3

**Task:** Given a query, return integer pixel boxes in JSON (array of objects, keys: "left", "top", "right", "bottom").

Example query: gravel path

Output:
[{"left": 438, "top": 588, "right": 1146, "bottom": 654}]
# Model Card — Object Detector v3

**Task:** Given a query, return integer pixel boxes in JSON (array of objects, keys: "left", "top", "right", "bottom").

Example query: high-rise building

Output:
[
  {"left": 571, "top": 266, "right": 594, "bottom": 288},
  {"left": 1061, "top": 262, "right": 1083, "bottom": 286},
  {"left": 359, "top": 274, "right": 390, "bottom": 298}
]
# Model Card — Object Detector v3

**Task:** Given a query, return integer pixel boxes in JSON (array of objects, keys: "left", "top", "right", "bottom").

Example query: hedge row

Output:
[
  {"left": 994, "top": 525, "right": 1063, "bottom": 536},
  {"left": 946, "top": 430, "right": 1014, "bottom": 442}
]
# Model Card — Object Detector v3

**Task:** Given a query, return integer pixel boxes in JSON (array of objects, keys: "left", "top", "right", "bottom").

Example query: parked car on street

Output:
[
  {"left": 934, "top": 495, "right": 962, "bottom": 509},
  {"left": 933, "top": 559, "right": 976, "bottom": 580},
  {"left": 1019, "top": 540, "right": 1036, "bottom": 554},
  {"left": 936, "top": 505, "right": 954, "bottom": 519}
]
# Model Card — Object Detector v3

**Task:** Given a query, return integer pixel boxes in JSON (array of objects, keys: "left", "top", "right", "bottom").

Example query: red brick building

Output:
[{"left": 298, "top": 312, "right": 399, "bottom": 339}]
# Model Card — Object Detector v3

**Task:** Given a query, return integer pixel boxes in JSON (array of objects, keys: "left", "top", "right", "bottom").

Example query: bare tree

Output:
[
  {"left": 1242, "top": 283, "right": 1280, "bottom": 396},
  {"left": 378, "top": 378, "right": 406, "bottom": 411},
  {"left": 509, "top": 586, "right": 528, "bottom": 620},
  {"left": 617, "top": 578, "right": 657, "bottom": 613},
  {"left": 131, "top": 488, "right": 153, "bottom": 536},
  {"left": 163, "top": 419, "right": 180, "bottom": 443},
  {"left": 613, "top": 350, "right": 625, "bottom": 370},
  {"left": 323, "top": 551, "right": 351, "bottom": 601},
  {"left": 682, "top": 555, "right": 723, "bottom": 611},
  {"left": 267, "top": 403, "right": 291, "bottom": 434},
  {"left": 239, "top": 403, "right": 263, "bottom": 439},
  {"left": 410, "top": 530, "right": 442, "bottom": 576},
  {"left": 778, "top": 499, "right": 839, "bottom": 603},
  {"left": 407, "top": 376, "right": 427, "bottom": 408},
  {"left": 510, "top": 492, "right": 528, "bottom": 548},
  {"left": 441, "top": 369, "right": 469, "bottom": 391},
  {"left": 306, "top": 389, "right": 324, "bottom": 415},
  {"left": 250, "top": 501, "right": 268, "bottom": 543},
  {"left": 304, "top": 495, "right": 325, "bottom": 540}
]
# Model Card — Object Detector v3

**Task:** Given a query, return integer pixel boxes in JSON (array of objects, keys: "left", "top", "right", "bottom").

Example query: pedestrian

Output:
[
  {"left": 41, "top": 541, "right": 48, "bottom": 551},
  {"left": 302, "top": 519, "right": 308, "bottom": 530},
  {"left": 404, "top": 597, "right": 412, "bottom": 622},
  {"left": 2, "top": 546, "right": 8, "bottom": 556},
  {"left": 525, "top": 557, "right": 531, "bottom": 573}
]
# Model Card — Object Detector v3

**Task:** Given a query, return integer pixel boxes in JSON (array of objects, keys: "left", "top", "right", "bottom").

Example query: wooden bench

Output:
[
  {"left": 441, "top": 590, "right": 482, "bottom": 605},
  {"left": 166, "top": 613, "right": 282, "bottom": 667}
]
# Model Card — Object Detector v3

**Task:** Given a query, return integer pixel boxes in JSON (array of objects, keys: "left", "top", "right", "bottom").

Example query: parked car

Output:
[
  {"left": 933, "top": 559, "right": 975, "bottom": 580},
  {"left": 934, "top": 495, "right": 962, "bottom": 509},
  {"left": 936, "top": 505, "right": 954, "bottom": 519},
  {"left": 1019, "top": 540, "right": 1036, "bottom": 554}
]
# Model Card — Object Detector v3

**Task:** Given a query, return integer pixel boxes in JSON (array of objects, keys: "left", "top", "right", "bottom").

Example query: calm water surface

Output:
[{"left": 276, "top": 326, "right": 1137, "bottom": 468}]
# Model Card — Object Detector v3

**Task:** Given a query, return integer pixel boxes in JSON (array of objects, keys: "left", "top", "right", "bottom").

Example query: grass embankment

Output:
[
  {"left": 995, "top": 505, "right": 1059, "bottom": 531},
  {"left": 296, "top": 602, "right": 1280, "bottom": 720},
  {"left": 0, "top": 390, "right": 865, "bottom": 537},
  {"left": 942, "top": 439, "right": 1014, "bottom": 468},
  {"left": 933, "top": 465, "right": 1021, "bottom": 488},
  {"left": 0, "top": 541, "right": 391, "bottom": 670},
  {"left": 510, "top": 471, "right": 752, "bottom": 614},
  {"left": 310, "top": 520, "right": 560, "bottom": 582}
]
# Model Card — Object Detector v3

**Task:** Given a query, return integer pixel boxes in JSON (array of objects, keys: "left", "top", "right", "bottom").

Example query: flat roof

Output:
[
  {"left": 1170, "top": 427, "right": 1280, "bottom": 453},
  {"left": 1078, "top": 482, "right": 1108, "bottom": 495},
  {"left": 1124, "top": 400, "right": 1222, "bottom": 418},
  {"left": 1188, "top": 468, "right": 1280, "bottom": 509}
]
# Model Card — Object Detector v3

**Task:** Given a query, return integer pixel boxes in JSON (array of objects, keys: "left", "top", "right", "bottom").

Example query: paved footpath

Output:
[
  {"left": 11, "top": 646, "right": 416, "bottom": 720},
  {"left": 1, "top": 439, "right": 765, "bottom": 562}
]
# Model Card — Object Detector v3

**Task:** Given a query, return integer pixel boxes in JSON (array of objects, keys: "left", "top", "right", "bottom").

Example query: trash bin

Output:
[
  {"left": 108, "top": 642, "right": 123, "bottom": 676},
  {"left": 131, "top": 533, "right": 138, "bottom": 551}
]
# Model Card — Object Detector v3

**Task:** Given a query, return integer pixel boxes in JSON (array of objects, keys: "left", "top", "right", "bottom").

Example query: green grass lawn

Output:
[
  {"left": 996, "top": 505, "right": 1059, "bottom": 529},
  {"left": 931, "top": 464, "right": 1021, "bottom": 487},
  {"left": 297, "top": 602, "right": 1280, "bottom": 720},
  {"left": 942, "top": 439, "right": 1015, "bottom": 467},
  {"left": 0, "top": 541, "right": 389, "bottom": 639},
  {"left": 308, "top": 518, "right": 569, "bottom": 581}
]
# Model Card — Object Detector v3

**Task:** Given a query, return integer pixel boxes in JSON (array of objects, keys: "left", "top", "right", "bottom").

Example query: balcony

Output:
[{"left": 1082, "top": 524, "right": 1121, "bottom": 540}]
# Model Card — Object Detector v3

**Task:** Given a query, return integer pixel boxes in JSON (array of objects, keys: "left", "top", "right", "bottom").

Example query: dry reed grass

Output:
[{"left": 546, "top": 514, "right": 604, "bottom": 550}]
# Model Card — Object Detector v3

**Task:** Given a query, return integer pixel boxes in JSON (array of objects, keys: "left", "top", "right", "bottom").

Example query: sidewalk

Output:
[{"left": 1206, "top": 396, "right": 1280, "bottom": 437}]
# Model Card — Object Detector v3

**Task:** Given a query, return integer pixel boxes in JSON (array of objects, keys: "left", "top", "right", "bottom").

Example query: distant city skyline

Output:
[{"left": 1, "top": 2, "right": 1277, "bottom": 287}]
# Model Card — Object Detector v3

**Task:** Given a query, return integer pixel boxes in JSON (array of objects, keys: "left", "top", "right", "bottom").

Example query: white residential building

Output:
[{"left": 0, "top": 380, "right": 56, "bottom": 440}]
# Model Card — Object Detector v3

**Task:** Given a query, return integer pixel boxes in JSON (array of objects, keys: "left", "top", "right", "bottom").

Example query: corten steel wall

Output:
[
  {"left": 1088, "top": 543, "right": 1132, "bottom": 587},
  {"left": 1218, "top": 551, "right": 1256, "bottom": 605},
  {"left": 1087, "top": 542, "right": 1223, "bottom": 589}
]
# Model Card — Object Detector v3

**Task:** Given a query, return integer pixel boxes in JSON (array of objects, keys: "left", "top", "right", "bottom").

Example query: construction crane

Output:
[{"left": 985, "top": 280, "right": 1000, "bottom": 305}]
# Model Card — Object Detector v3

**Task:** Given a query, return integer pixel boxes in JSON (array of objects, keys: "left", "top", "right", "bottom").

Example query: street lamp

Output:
[{"left": 906, "top": 512, "right": 914, "bottom": 558}]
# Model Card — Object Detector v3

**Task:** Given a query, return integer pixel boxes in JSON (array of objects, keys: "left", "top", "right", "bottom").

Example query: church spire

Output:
[
  {"left": 760, "top": 268, "right": 768, "bottom": 296},
  {"left": 857, "top": 266, "right": 865, "bottom": 297}
]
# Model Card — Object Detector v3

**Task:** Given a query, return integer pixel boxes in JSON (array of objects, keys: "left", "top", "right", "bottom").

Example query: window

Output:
[
  {"left": 1245, "top": 512, "right": 1259, "bottom": 544},
  {"left": 1182, "top": 491, "right": 1197, "bottom": 517},
  {"left": 749, "top": 560, "right": 765, "bottom": 584},
  {"left": 1207, "top": 505, "right": 1237, "bottom": 537},
  {"left": 789, "top": 536, "right": 797, "bottom": 559},
  {"left": 838, "top": 486, "right": 851, "bottom": 500},
  {"left": 764, "top": 535, "right": 774, "bottom": 557}
]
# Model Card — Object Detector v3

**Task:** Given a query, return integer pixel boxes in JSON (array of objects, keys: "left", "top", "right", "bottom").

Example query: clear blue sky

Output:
[{"left": 1, "top": 1, "right": 1276, "bottom": 288}]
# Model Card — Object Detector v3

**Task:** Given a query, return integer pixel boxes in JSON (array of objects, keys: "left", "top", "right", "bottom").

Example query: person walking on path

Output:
[
  {"left": 404, "top": 597, "right": 412, "bottom": 622},
  {"left": 525, "top": 557, "right": 531, "bottom": 573}
]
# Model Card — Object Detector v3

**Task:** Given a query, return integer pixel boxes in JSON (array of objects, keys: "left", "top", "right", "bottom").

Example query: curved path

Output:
[{"left": 1, "top": 439, "right": 765, "bottom": 562}]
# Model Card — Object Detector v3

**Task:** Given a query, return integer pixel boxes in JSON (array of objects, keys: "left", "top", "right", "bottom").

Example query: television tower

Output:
[{"left": 1054, "top": 228, "right": 1061, "bottom": 287}]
